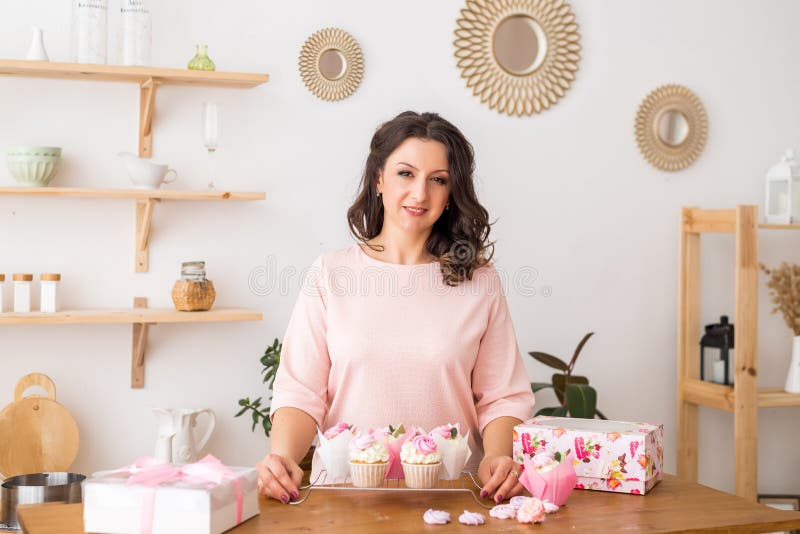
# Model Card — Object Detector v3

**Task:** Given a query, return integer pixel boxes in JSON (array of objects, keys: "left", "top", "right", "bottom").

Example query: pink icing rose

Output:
[
  {"left": 323, "top": 422, "right": 351, "bottom": 440},
  {"left": 533, "top": 451, "right": 557, "bottom": 470},
  {"left": 489, "top": 504, "right": 517, "bottom": 519},
  {"left": 517, "top": 497, "right": 546, "bottom": 524},
  {"left": 423, "top": 509, "right": 450, "bottom": 525},
  {"left": 430, "top": 424, "right": 458, "bottom": 440},
  {"left": 412, "top": 434, "right": 438, "bottom": 455},
  {"left": 458, "top": 510, "right": 485, "bottom": 525},
  {"left": 349, "top": 432, "right": 375, "bottom": 452}
]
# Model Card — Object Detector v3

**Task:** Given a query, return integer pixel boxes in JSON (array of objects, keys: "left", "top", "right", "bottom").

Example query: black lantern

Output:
[{"left": 700, "top": 315, "right": 735, "bottom": 385}]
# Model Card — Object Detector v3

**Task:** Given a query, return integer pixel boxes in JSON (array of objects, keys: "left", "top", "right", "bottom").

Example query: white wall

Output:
[{"left": 1, "top": 0, "right": 798, "bottom": 496}]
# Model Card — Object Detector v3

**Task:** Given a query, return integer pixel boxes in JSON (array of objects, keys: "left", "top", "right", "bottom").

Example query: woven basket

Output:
[{"left": 171, "top": 280, "right": 216, "bottom": 311}]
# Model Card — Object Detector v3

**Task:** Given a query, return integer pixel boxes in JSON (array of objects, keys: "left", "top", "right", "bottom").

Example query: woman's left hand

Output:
[{"left": 477, "top": 454, "right": 525, "bottom": 503}]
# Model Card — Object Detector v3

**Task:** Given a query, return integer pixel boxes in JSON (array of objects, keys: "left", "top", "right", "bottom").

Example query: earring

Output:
[
  {"left": 377, "top": 191, "right": 382, "bottom": 197},
  {"left": 445, "top": 202, "right": 450, "bottom": 210}
]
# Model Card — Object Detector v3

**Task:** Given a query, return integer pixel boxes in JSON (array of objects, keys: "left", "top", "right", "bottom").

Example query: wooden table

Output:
[{"left": 13, "top": 475, "right": 800, "bottom": 533}]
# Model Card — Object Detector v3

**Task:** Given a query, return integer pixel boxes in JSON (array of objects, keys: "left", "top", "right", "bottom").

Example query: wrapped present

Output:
[
  {"left": 513, "top": 417, "right": 664, "bottom": 495},
  {"left": 83, "top": 455, "right": 259, "bottom": 534}
]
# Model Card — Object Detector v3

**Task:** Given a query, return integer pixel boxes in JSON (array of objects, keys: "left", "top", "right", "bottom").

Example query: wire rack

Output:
[{"left": 290, "top": 470, "right": 492, "bottom": 508}]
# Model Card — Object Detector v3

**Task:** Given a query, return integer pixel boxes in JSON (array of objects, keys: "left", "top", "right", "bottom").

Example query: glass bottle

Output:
[
  {"left": 40, "top": 273, "right": 61, "bottom": 313},
  {"left": 13, "top": 274, "right": 33, "bottom": 313},
  {"left": 187, "top": 45, "right": 216, "bottom": 71},
  {"left": 121, "top": 0, "right": 151, "bottom": 66},
  {"left": 71, "top": 0, "right": 108, "bottom": 64}
]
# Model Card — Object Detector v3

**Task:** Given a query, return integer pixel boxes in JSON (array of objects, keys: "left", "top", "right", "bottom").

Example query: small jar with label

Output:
[
  {"left": 13, "top": 274, "right": 33, "bottom": 313},
  {"left": 40, "top": 273, "right": 61, "bottom": 313},
  {"left": 0, "top": 274, "right": 5, "bottom": 313}
]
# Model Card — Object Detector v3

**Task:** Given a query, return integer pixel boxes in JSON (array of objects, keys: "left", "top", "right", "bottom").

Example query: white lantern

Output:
[{"left": 765, "top": 148, "right": 800, "bottom": 224}]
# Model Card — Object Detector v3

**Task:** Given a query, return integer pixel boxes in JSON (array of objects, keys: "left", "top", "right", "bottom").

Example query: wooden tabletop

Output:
[{"left": 14, "top": 475, "right": 800, "bottom": 533}]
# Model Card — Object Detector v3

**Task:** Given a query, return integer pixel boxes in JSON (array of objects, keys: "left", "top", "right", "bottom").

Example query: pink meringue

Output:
[
  {"left": 458, "top": 510, "right": 486, "bottom": 525},
  {"left": 423, "top": 509, "right": 451, "bottom": 525},
  {"left": 323, "top": 422, "right": 351, "bottom": 440},
  {"left": 543, "top": 499, "right": 560, "bottom": 514},
  {"left": 517, "top": 497, "right": 546, "bottom": 524},
  {"left": 489, "top": 504, "right": 518, "bottom": 519},
  {"left": 412, "top": 434, "right": 438, "bottom": 455},
  {"left": 349, "top": 431, "right": 375, "bottom": 452},
  {"left": 508, "top": 495, "right": 530, "bottom": 510}
]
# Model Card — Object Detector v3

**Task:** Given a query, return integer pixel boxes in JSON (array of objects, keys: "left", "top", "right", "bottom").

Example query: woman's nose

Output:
[{"left": 410, "top": 177, "right": 428, "bottom": 202}]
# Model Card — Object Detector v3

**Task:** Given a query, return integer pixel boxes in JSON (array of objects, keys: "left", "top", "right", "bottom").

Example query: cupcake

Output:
[
  {"left": 383, "top": 423, "right": 409, "bottom": 479},
  {"left": 349, "top": 429, "right": 389, "bottom": 487},
  {"left": 316, "top": 422, "right": 356, "bottom": 482},
  {"left": 401, "top": 433, "right": 442, "bottom": 488},
  {"left": 518, "top": 451, "right": 577, "bottom": 506},
  {"left": 429, "top": 423, "right": 472, "bottom": 480}
]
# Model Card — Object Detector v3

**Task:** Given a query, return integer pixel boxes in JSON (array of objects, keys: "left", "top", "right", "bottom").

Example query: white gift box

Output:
[{"left": 83, "top": 465, "right": 259, "bottom": 534}]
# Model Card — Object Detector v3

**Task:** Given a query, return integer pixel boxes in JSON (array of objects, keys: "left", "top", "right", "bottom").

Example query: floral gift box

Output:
[{"left": 513, "top": 416, "right": 664, "bottom": 495}]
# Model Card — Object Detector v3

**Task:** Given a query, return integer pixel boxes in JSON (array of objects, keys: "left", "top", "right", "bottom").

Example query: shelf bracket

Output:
[
  {"left": 131, "top": 297, "right": 149, "bottom": 388},
  {"left": 135, "top": 198, "right": 155, "bottom": 272},
  {"left": 139, "top": 77, "right": 156, "bottom": 158}
]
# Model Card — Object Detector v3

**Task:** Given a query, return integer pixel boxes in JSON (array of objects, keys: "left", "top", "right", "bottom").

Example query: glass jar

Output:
[
  {"left": 181, "top": 261, "right": 207, "bottom": 281},
  {"left": 13, "top": 274, "right": 33, "bottom": 313},
  {"left": 172, "top": 261, "right": 215, "bottom": 311},
  {"left": 40, "top": 273, "right": 61, "bottom": 313},
  {"left": 187, "top": 44, "right": 216, "bottom": 71},
  {"left": 71, "top": 0, "right": 108, "bottom": 64}
]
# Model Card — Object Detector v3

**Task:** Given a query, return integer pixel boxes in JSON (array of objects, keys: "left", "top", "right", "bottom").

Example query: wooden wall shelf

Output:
[
  {"left": 0, "top": 59, "right": 269, "bottom": 158},
  {"left": 0, "top": 298, "right": 262, "bottom": 388},
  {"left": 677, "top": 205, "right": 800, "bottom": 502},
  {"left": 0, "top": 187, "right": 265, "bottom": 272}
]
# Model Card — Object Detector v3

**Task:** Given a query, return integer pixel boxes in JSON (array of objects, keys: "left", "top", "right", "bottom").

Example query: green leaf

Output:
[
  {"left": 554, "top": 451, "right": 562, "bottom": 462},
  {"left": 238, "top": 398, "right": 248, "bottom": 406},
  {"left": 553, "top": 374, "right": 589, "bottom": 405},
  {"left": 528, "top": 351, "right": 569, "bottom": 371},
  {"left": 531, "top": 382, "right": 553, "bottom": 393},
  {"left": 595, "top": 409, "right": 608, "bottom": 420},
  {"left": 568, "top": 332, "right": 594, "bottom": 372},
  {"left": 565, "top": 383, "right": 597, "bottom": 419},
  {"left": 235, "top": 406, "right": 249, "bottom": 417},
  {"left": 552, "top": 405, "right": 568, "bottom": 417}
]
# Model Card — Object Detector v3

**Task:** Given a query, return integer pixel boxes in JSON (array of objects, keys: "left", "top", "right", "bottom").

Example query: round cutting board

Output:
[{"left": 0, "top": 373, "right": 79, "bottom": 478}]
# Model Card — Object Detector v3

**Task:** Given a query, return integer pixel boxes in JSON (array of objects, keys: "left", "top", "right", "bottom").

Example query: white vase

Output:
[
  {"left": 785, "top": 336, "right": 800, "bottom": 394},
  {"left": 120, "top": 0, "right": 151, "bottom": 66},
  {"left": 26, "top": 26, "right": 49, "bottom": 61},
  {"left": 70, "top": 0, "right": 108, "bottom": 64}
]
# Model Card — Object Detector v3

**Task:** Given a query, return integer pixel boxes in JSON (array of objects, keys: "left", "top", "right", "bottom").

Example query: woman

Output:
[{"left": 258, "top": 111, "right": 535, "bottom": 504}]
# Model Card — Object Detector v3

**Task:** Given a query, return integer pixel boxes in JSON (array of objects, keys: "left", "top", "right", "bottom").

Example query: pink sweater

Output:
[{"left": 270, "top": 244, "right": 535, "bottom": 473}]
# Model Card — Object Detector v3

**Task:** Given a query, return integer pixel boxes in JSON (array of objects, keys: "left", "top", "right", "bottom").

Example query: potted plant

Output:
[
  {"left": 761, "top": 262, "right": 800, "bottom": 393},
  {"left": 528, "top": 332, "right": 607, "bottom": 419},
  {"left": 236, "top": 338, "right": 315, "bottom": 475}
]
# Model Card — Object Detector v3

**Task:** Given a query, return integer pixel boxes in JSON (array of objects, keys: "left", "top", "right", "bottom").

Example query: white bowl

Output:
[{"left": 5, "top": 146, "right": 62, "bottom": 187}]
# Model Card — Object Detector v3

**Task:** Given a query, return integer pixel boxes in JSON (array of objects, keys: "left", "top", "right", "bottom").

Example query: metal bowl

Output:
[{"left": 0, "top": 472, "right": 84, "bottom": 530}]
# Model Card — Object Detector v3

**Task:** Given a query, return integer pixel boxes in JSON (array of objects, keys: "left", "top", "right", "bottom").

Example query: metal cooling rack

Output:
[{"left": 289, "top": 470, "right": 493, "bottom": 509}]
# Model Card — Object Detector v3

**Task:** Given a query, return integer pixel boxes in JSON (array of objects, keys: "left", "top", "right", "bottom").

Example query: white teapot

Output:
[{"left": 153, "top": 408, "right": 216, "bottom": 465}]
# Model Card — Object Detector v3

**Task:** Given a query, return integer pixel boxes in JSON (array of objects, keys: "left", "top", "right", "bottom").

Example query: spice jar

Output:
[
  {"left": 40, "top": 273, "right": 61, "bottom": 313},
  {"left": 13, "top": 274, "right": 33, "bottom": 313},
  {"left": 171, "top": 261, "right": 215, "bottom": 311},
  {"left": 0, "top": 274, "right": 5, "bottom": 313}
]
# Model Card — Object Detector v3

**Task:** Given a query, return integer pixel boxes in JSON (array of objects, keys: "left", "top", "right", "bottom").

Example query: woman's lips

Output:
[{"left": 403, "top": 206, "right": 427, "bottom": 216}]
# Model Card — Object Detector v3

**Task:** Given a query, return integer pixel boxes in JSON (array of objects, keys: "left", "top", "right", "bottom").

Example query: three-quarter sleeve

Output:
[
  {"left": 472, "top": 267, "right": 536, "bottom": 433},
  {"left": 269, "top": 255, "right": 331, "bottom": 428}
]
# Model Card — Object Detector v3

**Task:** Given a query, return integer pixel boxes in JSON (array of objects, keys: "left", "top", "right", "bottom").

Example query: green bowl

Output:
[{"left": 5, "top": 146, "right": 62, "bottom": 187}]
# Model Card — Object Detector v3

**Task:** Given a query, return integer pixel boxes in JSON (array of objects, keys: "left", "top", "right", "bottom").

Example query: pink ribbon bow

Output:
[{"left": 117, "top": 454, "right": 243, "bottom": 534}]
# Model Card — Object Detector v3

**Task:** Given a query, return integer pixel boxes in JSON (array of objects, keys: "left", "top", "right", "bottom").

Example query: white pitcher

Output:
[
  {"left": 153, "top": 408, "right": 216, "bottom": 465},
  {"left": 118, "top": 152, "right": 177, "bottom": 189}
]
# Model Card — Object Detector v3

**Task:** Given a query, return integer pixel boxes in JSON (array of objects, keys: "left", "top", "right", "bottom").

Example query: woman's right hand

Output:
[{"left": 256, "top": 453, "right": 303, "bottom": 504}]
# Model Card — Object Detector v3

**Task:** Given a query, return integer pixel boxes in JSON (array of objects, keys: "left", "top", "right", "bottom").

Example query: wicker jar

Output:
[{"left": 172, "top": 279, "right": 216, "bottom": 311}]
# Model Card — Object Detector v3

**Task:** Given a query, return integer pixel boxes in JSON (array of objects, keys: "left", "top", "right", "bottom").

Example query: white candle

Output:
[{"left": 712, "top": 360, "right": 726, "bottom": 384}]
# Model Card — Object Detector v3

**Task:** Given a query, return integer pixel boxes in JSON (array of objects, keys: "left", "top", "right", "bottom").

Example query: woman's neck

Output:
[{"left": 367, "top": 228, "right": 434, "bottom": 265}]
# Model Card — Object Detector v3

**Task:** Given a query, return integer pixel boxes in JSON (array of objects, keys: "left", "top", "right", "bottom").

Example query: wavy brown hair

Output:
[{"left": 347, "top": 111, "right": 494, "bottom": 286}]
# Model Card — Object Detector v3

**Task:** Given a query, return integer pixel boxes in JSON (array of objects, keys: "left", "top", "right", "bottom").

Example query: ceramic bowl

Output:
[{"left": 5, "top": 146, "right": 62, "bottom": 187}]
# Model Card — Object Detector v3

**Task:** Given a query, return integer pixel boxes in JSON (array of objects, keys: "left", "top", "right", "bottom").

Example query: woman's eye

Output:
[
  {"left": 432, "top": 176, "right": 447, "bottom": 185},
  {"left": 398, "top": 171, "right": 412, "bottom": 177}
]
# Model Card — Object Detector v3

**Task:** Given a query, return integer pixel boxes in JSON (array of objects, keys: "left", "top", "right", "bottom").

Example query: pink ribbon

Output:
[{"left": 116, "top": 455, "right": 243, "bottom": 534}]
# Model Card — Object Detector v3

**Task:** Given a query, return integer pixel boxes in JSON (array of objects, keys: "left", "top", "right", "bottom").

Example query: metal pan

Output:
[{"left": 0, "top": 472, "right": 85, "bottom": 530}]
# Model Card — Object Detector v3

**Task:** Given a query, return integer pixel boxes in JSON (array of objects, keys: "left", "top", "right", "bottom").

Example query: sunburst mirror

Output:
[
  {"left": 454, "top": 0, "right": 581, "bottom": 117},
  {"left": 634, "top": 84, "right": 708, "bottom": 172},
  {"left": 298, "top": 28, "right": 364, "bottom": 101}
]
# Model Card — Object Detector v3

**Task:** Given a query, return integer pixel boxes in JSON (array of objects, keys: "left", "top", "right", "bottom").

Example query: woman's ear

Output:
[{"left": 375, "top": 171, "right": 383, "bottom": 194}]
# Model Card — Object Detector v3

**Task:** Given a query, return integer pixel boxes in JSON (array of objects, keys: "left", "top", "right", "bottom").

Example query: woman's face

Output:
[{"left": 376, "top": 137, "right": 451, "bottom": 238}]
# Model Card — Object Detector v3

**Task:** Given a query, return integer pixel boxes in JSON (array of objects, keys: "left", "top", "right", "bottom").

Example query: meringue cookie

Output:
[
  {"left": 423, "top": 509, "right": 451, "bottom": 525},
  {"left": 543, "top": 499, "right": 560, "bottom": 514},
  {"left": 517, "top": 497, "right": 546, "bottom": 524},
  {"left": 489, "top": 504, "right": 518, "bottom": 519},
  {"left": 508, "top": 495, "right": 531, "bottom": 510},
  {"left": 459, "top": 510, "right": 486, "bottom": 525}
]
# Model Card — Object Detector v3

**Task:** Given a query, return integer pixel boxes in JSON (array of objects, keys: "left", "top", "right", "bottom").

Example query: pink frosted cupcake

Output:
[
  {"left": 348, "top": 429, "right": 389, "bottom": 487},
  {"left": 401, "top": 433, "right": 442, "bottom": 488}
]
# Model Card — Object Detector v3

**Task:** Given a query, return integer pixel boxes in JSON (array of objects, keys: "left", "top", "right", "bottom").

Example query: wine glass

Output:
[{"left": 203, "top": 102, "right": 220, "bottom": 189}]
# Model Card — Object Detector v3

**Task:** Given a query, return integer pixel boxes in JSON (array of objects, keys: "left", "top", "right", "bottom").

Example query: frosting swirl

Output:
[
  {"left": 458, "top": 510, "right": 485, "bottom": 525},
  {"left": 423, "top": 509, "right": 451, "bottom": 525},
  {"left": 349, "top": 430, "right": 389, "bottom": 463},
  {"left": 533, "top": 451, "right": 559, "bottom": 473},
  {"left": 517, "top": 497, "right": 546, "bottom": 524},
  {"left": 489, "top": 504, "right": 518, "bottom": 519},
  {"left": 401, "top": 436, "right": 442, "bottom": 464},
  {"left": 323, "top": 422, "right": 351, "bottom": 440},
  {"left": 430, "top": 423, "right": 459, "bottom": 440}
]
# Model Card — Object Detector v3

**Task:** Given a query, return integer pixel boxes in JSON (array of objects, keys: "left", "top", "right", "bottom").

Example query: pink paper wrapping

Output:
[
  {"left": 518, "top": 453, "right": 578, "bottom": 507},
  {"left": 385, "top": 433, "right": 410, "bottom": 479}
]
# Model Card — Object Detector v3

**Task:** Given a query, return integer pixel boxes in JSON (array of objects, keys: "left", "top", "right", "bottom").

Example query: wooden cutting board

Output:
[{"left": 0, "top": 373, "right": 79, "bottom": 478}]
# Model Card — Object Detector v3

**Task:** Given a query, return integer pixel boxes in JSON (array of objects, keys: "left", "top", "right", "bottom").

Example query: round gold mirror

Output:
[
  {"left": 454, "top": 0, "right": 581, "bottom": 116},
  {"left": 299, "top": 28, "right": 364, "bottom": 101},
  {"left": 635, "top": 84, "right": 708, "bottom": 172}
]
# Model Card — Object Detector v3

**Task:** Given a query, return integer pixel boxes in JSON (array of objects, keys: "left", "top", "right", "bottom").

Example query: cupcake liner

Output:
[
  {"left": 402, "top": 462, "right": 442, "bottom": 489},
  {"left": 349, "top": 461, "right": 387, "bottom": 488},
  {"left": 316, "top": 427, "right": 355, "bottom": 482},
  {"left": 432, "top": 431, "right": 472, "bottom": 480}
]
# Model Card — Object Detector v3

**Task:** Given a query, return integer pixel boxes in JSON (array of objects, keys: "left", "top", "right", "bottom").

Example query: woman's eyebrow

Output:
[{"left": 396, "top": 161, "right": 449, "bottom": 173}]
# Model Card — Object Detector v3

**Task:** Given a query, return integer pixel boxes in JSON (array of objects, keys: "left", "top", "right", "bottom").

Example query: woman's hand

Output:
[
  {"left": 256, "top": 453, "right": 303, "bottom": 504},
  {"left": 477, "top": 454, "right": 525, "bottom": 503}
]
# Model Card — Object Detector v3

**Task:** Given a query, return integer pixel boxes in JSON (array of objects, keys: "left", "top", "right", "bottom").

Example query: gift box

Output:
[
  {"left": 83, "top": 455, "right": 259, "bottom": 534},
  {"left": 513, "top": 417, "right": 663, "bottom": 495}
]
